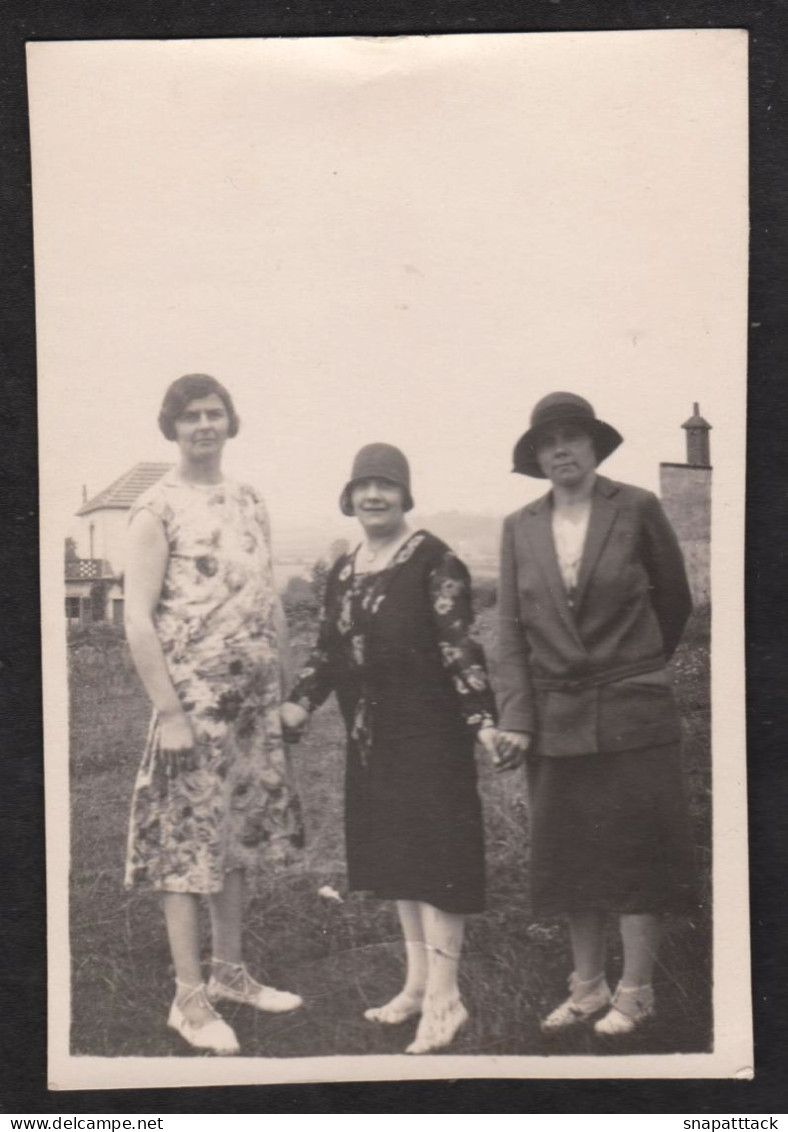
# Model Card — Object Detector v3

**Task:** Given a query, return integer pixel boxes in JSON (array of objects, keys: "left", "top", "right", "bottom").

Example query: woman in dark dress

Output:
[
  {"left": 281, "top": 443, "right": 500, "bottom": 1054},
  {"left": 495, "top": 393, "right": 696, "bottom": 1038}
]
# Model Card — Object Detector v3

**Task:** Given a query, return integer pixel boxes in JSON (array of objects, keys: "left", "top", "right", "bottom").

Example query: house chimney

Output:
[
  {"left": 681, "top": 402, "right": 712, "bottom": 467},
  {"left": 82, "top": 485, "right": 88, "bottom": 503}
]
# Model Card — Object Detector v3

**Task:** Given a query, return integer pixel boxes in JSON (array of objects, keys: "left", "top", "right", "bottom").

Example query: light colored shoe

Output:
[
  {"left": 167, "top": 982, "right": 240, "bottom": 1056},
  {"left": 594, "top": 983, "right": 655, "bottom": 1036},
  {"left": 364, "top": 990, "right": 424, "bottom": 1024},
  {"left": 541, "top": 972, "right": 612, "bottom": 1033},
  {"left": 207, "top": 959, "right": 303, "bottom": 1014},
  {"left": 405, "top": 995, "right": 469, "bottom": 1054}
]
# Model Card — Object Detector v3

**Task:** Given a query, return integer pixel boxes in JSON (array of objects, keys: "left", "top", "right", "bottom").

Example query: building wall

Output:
[
  {"left": 659, "top": 464, "right": 711, "bottom": 607},
  {"left": 65, "top": 577, "right": 124, "bottom": 624},
  {"left": 74, "top": 509, "right": 130, "bottom": 575}
]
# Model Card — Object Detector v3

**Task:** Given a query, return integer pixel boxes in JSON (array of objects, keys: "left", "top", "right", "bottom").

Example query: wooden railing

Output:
[{"left": 65, "top": 559, "right": 115, "bottom": 580}]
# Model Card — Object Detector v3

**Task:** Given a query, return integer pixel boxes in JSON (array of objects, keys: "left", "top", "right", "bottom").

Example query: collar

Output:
[{"left": 523, "top": 474, "right": 620, "bottom": 516}]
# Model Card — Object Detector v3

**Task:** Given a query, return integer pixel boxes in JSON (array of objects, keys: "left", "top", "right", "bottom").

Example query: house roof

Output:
[{"left": 76, "top": 462, "right": 173, "bottom": 516}]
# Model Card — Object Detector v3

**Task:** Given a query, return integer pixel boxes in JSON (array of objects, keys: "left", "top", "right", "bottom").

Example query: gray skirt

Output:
[{"left": 525, "top": 742, "right": 697, "bottom": 916}]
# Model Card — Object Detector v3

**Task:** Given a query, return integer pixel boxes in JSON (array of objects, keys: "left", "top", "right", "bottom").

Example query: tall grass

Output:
[{"left": 68, "top": 604, "right": 711, "bottom": 1058}]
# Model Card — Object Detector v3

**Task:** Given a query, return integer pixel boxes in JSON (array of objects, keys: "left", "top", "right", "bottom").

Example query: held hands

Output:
[
  {"left": 477, "top": 726, "right": 526, "bottom": 772},
  {"left": 280, "top": 701, "right": 309, "bottom": 744},
  {"left": 493, "top": 729, "right": 531, "bottom": 771}
]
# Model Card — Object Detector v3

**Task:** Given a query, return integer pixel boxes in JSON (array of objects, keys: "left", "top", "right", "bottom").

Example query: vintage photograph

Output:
[{"left": 29, "top": 31, "right": 750, "bottom": 1088}]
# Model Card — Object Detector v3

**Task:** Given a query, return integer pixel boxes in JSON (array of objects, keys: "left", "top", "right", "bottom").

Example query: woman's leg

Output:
[
  {"left": 207, "top": 869, "right": 302, "bottom": 1011},
  {"left": 541, "top": 908, "right": 611, "bottom": 1032},
  {"left": 406, "top": 902, "right": 468, "bottom": 1053},
  {"left": 364, "top": 900, "right": 428, "bottom": 1022},
  {"left": 208, "top": 868, "right": 245, "bottom": 972},
  {"left": 568, "top": 909, "right": 607, "bottom": 982},
  {"left": 420, "top": 902, "right": 465, "bottom": 1002},
  {"left": 161, "top": 892, "right": 216, "bottom": 1026},
  {"left": 593, "top": 913, "right": 660, "bottom": 1035},
  {"left": 619, "top": 912, "right": 662, "bottom": 987},
  {"left": 398, "top": 900, "right": 429, "bottom": 998}
]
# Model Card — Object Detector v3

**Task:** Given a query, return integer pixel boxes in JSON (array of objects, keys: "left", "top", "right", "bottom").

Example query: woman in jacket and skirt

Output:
[
  {"left": 495, "top": 392, "right": 696, "bottom": 1037},
  {"left": 281, "top": 443, "right": 499, "bottom": 1054}
]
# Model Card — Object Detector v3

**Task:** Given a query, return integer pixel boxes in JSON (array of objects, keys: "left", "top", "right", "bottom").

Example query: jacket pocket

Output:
[{"left": 598, "top": 670, "right": 680, "bottom": 752}]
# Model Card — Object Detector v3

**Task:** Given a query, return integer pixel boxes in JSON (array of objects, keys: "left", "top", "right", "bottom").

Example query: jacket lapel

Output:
[
  {"left": 572, "top": 476, "right": 620, "bottom": 613},
  {"left": 521, "top": 498, "right": 585, "bottom": 650}
]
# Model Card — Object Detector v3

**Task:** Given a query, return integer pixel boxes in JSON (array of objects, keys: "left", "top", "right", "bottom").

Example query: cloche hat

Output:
[
  {"left": 512, "top": 392, "right": 624, "bottom": 479},
  {"left": 339, "top": 443, "right": 414, "bottom": 516}
]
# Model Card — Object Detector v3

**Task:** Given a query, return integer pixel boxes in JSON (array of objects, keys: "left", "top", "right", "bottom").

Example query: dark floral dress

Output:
[
  {"left": 288, "top": 531, "right": 495, "bottom": 914},
  {"left": 124, "top": 473, "right": 303, "bottom": 894}
]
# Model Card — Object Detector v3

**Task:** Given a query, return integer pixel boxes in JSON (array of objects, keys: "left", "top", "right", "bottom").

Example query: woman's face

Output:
[
  {"left": 351, "top": 478, "right": 406, "bottom": 537},
  {"left": 536, "top": 424, "right": 597, "bottom": 487},
  {"left": 173, "top": 394, "right": 231, "bottom": 462}
]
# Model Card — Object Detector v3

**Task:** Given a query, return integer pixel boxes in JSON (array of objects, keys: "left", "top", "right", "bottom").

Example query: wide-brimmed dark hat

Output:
[
  {"left": 339, "top": 442, "right": 414, "bottom": 516},
  {"left": 512, "top": 392, "right": 624, "bottom": 478}
]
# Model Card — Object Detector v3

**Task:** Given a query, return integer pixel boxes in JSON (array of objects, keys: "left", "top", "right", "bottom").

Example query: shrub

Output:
[
  {"left": 472, "top": 576, "right": 498, "bottom": 611},
  {"left": 310, "top": 558, "right": 330, "bottom": 606},
  {"left": 68, "top": 622, "right": 139, "bottom": 709},
  {"left": 281, "top": 571, "right": 321, "bottom": 627},
  {"left": 681, "top": 602, "right": 711, "bottom": 649},
  {"left": 68, "top": 621, "right": 127, "bottom": 651}
]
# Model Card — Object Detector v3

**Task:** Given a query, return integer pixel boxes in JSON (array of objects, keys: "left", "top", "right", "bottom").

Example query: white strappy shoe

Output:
[
  {"left": 207, "top": 958, "right": 303, "bottom": 1014},
  {"left": 594, "top": 983, "right": 655, "bottom": 1036},
  {"left": 405, "top": 994, "right": 469, "bottom": 1054},
  {"left": 364, "top": 990, "right": 425, "bottom": 1024},
  {"left": 168, "top": 981, "right": 240, "bottom": 1055},
  {"left": 540, "top": 972, "right": 612, "bottom": 1033}
]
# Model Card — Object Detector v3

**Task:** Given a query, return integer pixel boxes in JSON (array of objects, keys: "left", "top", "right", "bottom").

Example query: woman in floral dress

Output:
[
  {"left": 124, "top": 374, "right": 304, "bottom": 1055},
  {"left": 281, "top": 443, "right": 500, "bottom": 1055}
]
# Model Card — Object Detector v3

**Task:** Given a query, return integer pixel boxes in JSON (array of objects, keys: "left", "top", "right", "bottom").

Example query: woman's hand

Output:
[
  {"left": 494, "top": 730, "right": 532, "bottom": 770},
  {"left": 160, "top": 709, "right": 195, "bottom": 750},
  {"left": 280, "top": 701, "right": 309, "bottom": 743},
  {"left": 477, "top": 726, "right": 509, "bottom": 770},
  {"left": 158, "top": 710, "right": 198, "bottom": 777}
]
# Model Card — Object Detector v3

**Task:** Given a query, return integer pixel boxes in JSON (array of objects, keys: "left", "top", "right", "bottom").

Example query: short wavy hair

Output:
[{"left": 158, "top": 374, "right": 240, "bottom": 441}]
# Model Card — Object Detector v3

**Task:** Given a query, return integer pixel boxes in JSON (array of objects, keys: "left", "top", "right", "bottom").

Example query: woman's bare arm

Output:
[{"left": 124, "top": 508, "right": 194, "bottom": 750}]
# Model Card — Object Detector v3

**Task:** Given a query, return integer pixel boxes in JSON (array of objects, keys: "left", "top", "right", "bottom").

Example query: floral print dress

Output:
[
  {"left": 124, "top": 473, "right": 303, "bottom": 894},
  {"left": 288, "top": 531, "right": 495, "bottom": 914}
]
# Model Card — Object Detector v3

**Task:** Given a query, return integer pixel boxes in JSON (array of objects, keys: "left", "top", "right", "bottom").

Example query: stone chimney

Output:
[
  {"left": 660, "top": 404, "right": 712, "bottom": 607},
  {"left": 681, "top": 403, "right": 712, "bottom": 468}
]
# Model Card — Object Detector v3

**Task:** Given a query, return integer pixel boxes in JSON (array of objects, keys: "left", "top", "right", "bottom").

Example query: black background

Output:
[{"left": 2, "top": 0, "right": 786, "bottom": 1115}]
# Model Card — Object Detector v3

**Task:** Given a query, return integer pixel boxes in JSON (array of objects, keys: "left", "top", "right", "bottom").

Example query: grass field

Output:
[{"left": 68, "top": 604, "right": 711, "bottom": 1059}]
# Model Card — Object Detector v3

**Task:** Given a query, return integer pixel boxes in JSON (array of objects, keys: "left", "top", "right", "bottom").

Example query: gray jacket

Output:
[{"left": 496, "top": 475, "right": 692, "bottom": 757}]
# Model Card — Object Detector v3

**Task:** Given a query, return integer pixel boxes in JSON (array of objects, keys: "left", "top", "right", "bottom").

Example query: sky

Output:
[{"left": 28, "top": 31, "right": 748, "bottom": 544}]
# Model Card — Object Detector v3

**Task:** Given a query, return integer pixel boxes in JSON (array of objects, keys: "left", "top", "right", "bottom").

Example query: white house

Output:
[{"left": 65, "top": 462, "right": 172, "bottom": 625}]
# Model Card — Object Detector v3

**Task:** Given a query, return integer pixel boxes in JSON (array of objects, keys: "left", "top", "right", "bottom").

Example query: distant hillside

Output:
[
  {"left": 411, "top": 511, "right": 502, "bottom": 566},
  {"left": 274, "top": 511, "right": 503, "bottom": 572}
]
